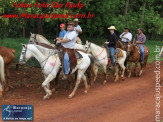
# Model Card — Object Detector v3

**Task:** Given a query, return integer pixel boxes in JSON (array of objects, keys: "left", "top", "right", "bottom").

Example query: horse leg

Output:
[
  {"left": 103, "top": 66, "right": 108, "bottom": 84},
  {"left": 0, "top": 82, "right": 4, "bottom": 97},
  {"left": 82, "top": 74, "right": 89, "bottom": 94},
  {"left": 52, "top": 68, "right": 62, "bottom": 92},
  {"left": 68, "top": 70, "right": 83, "bottom": 98},
  {"left": 5, "top": 67, "right": 12, "bottom": 91},
  {"left": 139, "top": 62, "right": 143, "bottom": 76},
  {"left": 119, "top": 63, "right": 125, "bottom": 80},
  {"left": 128, "top": 62, "right": 132, "bottom": 78},
  {"left": 134, "top": 62, "right": 138, "bottom": 77},
  {"left": 85, "top": 67, "right": 91, "bottom": 88},
  {"left": 114, "top": 64, "right": 119, "bottom": 82},
  {"left": 92, "top": 65, "right": 98, "bottom": 85},
  {"left": 42, "top": 74, "right": 55, "bottom": 100}
]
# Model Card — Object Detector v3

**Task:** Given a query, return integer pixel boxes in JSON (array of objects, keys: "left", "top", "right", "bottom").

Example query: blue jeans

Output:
[
  {"left": 105, "top": 45, "right": 115, "bottom": 66},
  {"left": 63, "top": 52, "right": 70, "bottom": 75},
  {"left": 139, "top": 45, "right": 145, "bottom": 62}
]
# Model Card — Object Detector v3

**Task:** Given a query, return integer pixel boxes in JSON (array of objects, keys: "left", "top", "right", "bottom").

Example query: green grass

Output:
[{"left": 0, "top": 38, "right": 162, "bottom": 64}]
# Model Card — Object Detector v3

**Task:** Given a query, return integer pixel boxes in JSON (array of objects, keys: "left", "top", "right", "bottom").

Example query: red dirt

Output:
[{"left": 0, "top": 62, "right": 163, "bottom": 122}]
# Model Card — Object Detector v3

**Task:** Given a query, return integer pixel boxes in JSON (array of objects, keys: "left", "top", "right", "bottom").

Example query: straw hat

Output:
[
  {"left": 107, "top": 26, "right": 117, "bottom": 30},
  {"left": 74, "top": 18, "right": 79, "bottom": 22},
  {"left": 67, "top": 21, "right": 75, "bottom": 25}
]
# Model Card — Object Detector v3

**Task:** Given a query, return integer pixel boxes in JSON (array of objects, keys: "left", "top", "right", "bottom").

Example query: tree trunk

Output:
[
  {"left": 124, "top": 0, "right": 129, "bottom": 16},
  {"left": 141, "top": 1, "right": 146, "bottom": 25}
]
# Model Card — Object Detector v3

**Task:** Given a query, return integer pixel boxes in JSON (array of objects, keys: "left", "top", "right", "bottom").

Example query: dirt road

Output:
[{"left": 0, "top": 62, "right": 163, "bottom": 122}]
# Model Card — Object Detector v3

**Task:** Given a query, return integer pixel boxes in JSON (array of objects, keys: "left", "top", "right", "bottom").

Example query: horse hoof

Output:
[
  {"left": 114, "top": 79, "right": 118, "bottom": 82},
  {"left": 5, "top": 87, "right": 10, "bottom": 92},
  {"left": 91, "top": 83, "right": 94, "bottom": 86},
  {"left": 121, "top": 77, "right": 125, "bottom": 80},
  {"left": 43, "top": 95, "right": 50, "bottom": 100},
  {"left": 103, "top": 80, "right": 107, "bottom": 84},
  {"left": 43, "top": 96, "right": 47, "bottom": 100},
  {"left": 68, "top": 95, "right": 73, "bottom": 99},
  {"left": 52, "top": 88, "right": 56, "bottom": 93},
  {"left": 0, "top": 93, "right": 3, "bottom": 97},
  {"left": 83, "top": 90, "right": 88, "bottom": 94}
]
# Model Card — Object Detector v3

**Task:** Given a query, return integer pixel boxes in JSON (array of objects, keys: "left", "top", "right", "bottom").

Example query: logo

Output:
[{"left": 2, "top": 105, "right": 33, "bottom": 121}]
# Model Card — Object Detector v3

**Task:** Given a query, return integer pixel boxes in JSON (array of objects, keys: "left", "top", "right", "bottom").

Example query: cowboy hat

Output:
[
  {"left": 73, "top": 18, "right": 79, "bottom": 22},
  {"left": 67, "top": 21, "right": 75, "bottom": 25},
  {"left": 107, "top": 26, "right": 117, "bottom": 30},
  {"left": 124, "top": 27, "right": 130, "bottom": 31}
]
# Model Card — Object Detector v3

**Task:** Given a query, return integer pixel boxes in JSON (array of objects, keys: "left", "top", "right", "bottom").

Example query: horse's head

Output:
[
  {"left": 84, "top": 41, "right": 91, "bottom": 53},
  {"left": 19, "top": 44, "right": 33, "bottom": 65},
  {"left": 29, "top": 32, "right": 37, "bottom": 44},
  {"left": 126, "top": 42, "right": 134, "bottom": 56}
]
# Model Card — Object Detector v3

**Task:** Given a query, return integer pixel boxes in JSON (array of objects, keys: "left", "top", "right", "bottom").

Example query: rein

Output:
[
  {"left": 87, "top": 42, "right": 107, "bottom": 61},
  {"left": 21, "top": 44, "right": 58, "bottom": 71},
  {"left": 94, "top": 48, "right": 105, "bottom": 58}
]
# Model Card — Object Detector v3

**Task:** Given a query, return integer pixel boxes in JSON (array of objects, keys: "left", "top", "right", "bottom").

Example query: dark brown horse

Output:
[
  {"left": 126, "top": 42, "right": 149, "bottom": 77},
  {"left": 0, "top": 46, "right": 15, "bottom": 96}
]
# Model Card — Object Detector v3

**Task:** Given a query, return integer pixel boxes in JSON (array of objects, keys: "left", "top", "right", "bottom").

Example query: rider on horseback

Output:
[
  {"left": 105, "top": 26, "right": 118, "bottom": 70},
  {"left": 120, "top": 27, "right": 132, "bottom": 47},
  {"left": 56, "top": 21, "right": 77, "bottom": 79},
  {"left": 133, "top": 28, "right": 146, "bottom": 64},
  {"left": 74, "top": 18, "right": 83, "bottom": 44}
]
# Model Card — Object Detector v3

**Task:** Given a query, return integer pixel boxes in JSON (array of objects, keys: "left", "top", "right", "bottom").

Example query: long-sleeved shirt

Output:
[
  {"left": 135, "top": 34, "right": 146, "bottom": 45},
  {"left": 120, "top": 32, "right": 132, "bottom": 42},
  {"left": 107, "top": 33, "right": 117, "bottom": 48}
]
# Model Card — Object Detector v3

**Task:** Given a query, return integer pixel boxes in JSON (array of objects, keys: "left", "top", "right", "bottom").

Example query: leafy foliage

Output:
[{"left": 0, "top": 0, "right": 162, "bottom": 40}]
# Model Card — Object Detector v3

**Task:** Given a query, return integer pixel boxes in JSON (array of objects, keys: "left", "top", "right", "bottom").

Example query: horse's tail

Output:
[{"left": 0, "top": 55, "right": 5, "bottom": 86}]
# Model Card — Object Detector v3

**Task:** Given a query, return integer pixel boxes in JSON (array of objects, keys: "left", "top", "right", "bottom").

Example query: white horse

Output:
[
  {"left": 84, "top": 41, "right": 127, "bottom": 83},
  {"left": 0, "top": 55, "right": 5, "bottom": 96},
  {"left": 29, "top": 32, "right": 84, "bottom": 49},
  {"left": 29, "top": 32, "right": 55, "bottom": 46},
  {"left": 19, "top": 44, "right": 91, "bottom": 99}
]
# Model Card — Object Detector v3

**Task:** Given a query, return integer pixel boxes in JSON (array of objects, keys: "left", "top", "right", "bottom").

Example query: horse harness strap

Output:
[
  {"left": 40, "top": 50, "right": 57, "bottom": 71},
  {"left": 94, "top": 48, "right": 105, "bottom": 58}
]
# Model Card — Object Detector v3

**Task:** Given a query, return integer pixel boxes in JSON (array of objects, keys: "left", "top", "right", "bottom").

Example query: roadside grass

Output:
[{"left": 0, "top": 38, "right": 162, "bottom": 65}]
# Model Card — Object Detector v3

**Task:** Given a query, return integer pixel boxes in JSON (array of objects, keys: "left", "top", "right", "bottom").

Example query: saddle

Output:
[
  {"left": 61, "top": 46, "right": 84, "bottom": 70},
  {"left": 105, "top": 47, "right": 124, "bottom": 65},
  {"left": 105, "top": 47, "right": 124, "bottom": 58},
  {"left": 136, "top": 45, "right": 150, "bottom": 55}
]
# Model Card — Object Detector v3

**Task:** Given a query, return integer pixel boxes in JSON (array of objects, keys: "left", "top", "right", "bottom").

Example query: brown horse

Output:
[
  {"left": 116, "top": 40, "right": 126, "bottom": 50},
  {"left": 0, "top": 46, "right": 15, "bottom": 96},
  {"left": 126, "top": 42, "right": 149, "bottom": 77}
]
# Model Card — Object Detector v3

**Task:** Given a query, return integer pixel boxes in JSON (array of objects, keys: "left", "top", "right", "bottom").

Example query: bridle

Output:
[
  {"left": 20, "top": 44, "right": 58, "bottom": 71},
  {"left": 86, "top": 42, "right": 107, "bottom": 61},
  {"left": 86, "top": 42, "right": 91, "bottom": 52},
  {"left": 21, "top": 45, "right": 28, "bottom": 63}
]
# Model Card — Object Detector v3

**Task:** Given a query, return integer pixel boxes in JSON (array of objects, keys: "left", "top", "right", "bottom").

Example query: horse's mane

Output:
[
  {"left": 91, "top": 42, "right": 105, "bottom": 51},
  {"left": 116, "top": 41, "right": 125, "bottom": 49},
  {"left": 36, "top": 34, "right": 50, "bottom": 43},
  {"left": 35, "top": 44, "right": 57, "bottom": 56}
]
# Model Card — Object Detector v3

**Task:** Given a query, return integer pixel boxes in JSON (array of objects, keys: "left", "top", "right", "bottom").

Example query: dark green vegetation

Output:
[
  {"left": 0, "top": 0, "right": 163, "bottom": 66},
  {"left": 0, "top": 0, "right": 163, "bottom": 40}
]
